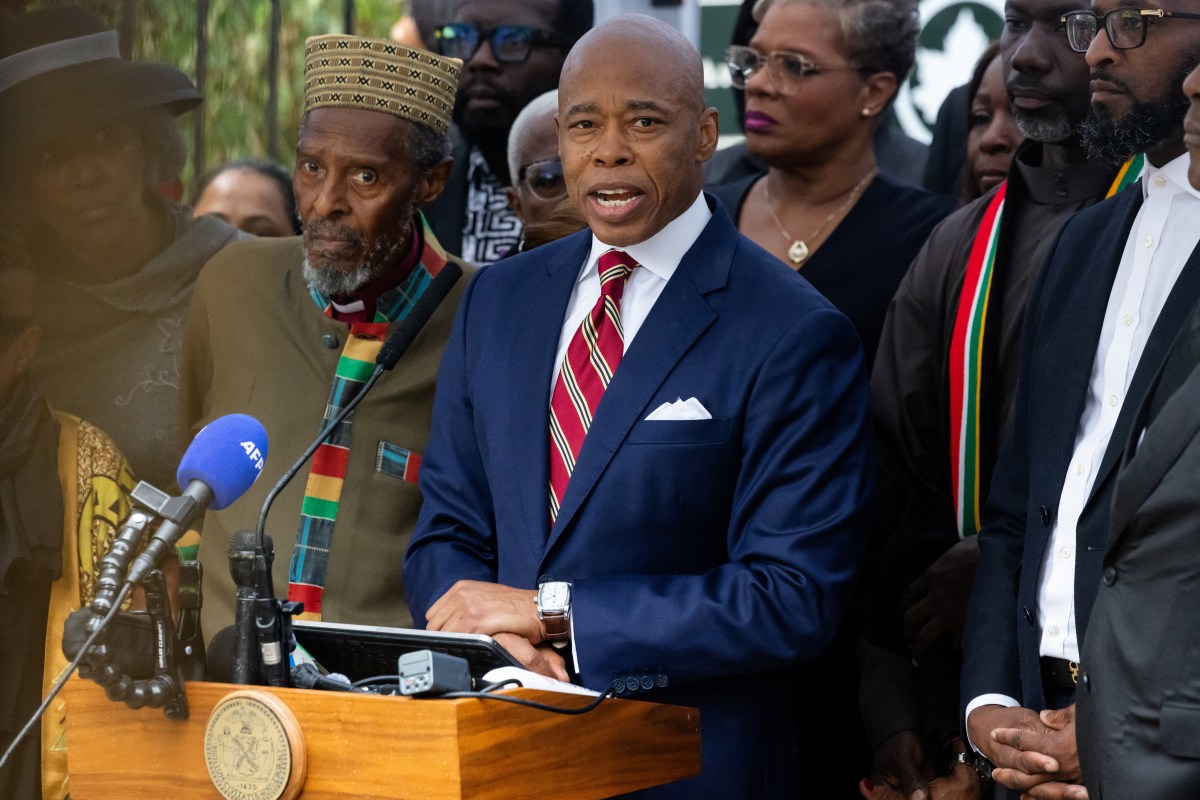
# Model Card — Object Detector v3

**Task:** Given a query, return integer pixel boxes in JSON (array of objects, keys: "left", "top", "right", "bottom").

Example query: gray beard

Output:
[
  {"left": 300, "top": 215, "right": 411, "bottom": 298},
  {"left": 1014, "top": 111, "right": 1075, "bottom": 144},
  {"left": 303, "top": 257, "right": 374, "bottom": 297}
]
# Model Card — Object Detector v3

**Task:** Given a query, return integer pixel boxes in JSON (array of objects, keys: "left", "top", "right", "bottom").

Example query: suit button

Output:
[
  {"left": 640, "top": 676, "right": 655, "bottom": 691},
  {"left": 1039, "top": 506, "right": 1051, "bottom": 527},
  {"left": 611, "top": 678, "right": 626, "bottom": 694},
  {"left": 1083, "top": 672, "right": 1090, "bottom": 690},
  {"left": 321, "top": 333, "right": 339, "bottom": 349},
  {"left": 1103, "top": 567, "right": 1117, "bottom": 585},
  {"left": 655, "top": 674, "right": 669, "bottom": 688}
]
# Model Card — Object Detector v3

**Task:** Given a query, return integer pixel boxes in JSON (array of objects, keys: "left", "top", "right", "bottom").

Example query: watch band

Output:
[
  {"left": 949, "top": 751, "right": 994, "bottom": 785},
  {"left": 541, "top": 609, "right": 570, "bottom": 641}
]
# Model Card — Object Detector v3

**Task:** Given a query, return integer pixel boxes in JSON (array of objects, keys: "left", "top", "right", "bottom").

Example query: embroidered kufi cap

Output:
[
  {"left": 303, "top": 34, "right": 460, "bottom": 134},
  {"left": 0, "top": 6, "right": 202, "bottom": 151}
]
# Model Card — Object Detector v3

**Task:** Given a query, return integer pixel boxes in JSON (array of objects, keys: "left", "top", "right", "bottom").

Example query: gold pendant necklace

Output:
[{"left": 763, "top": 168, "right": 877, "bottom": 267}]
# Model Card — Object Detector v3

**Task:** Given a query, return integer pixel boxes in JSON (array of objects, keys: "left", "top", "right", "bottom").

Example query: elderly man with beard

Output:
[
  {"left": 859, "top": 0, "right": 1142, "bottom": 795},
  {"left": 959, "top": 0, "right": 1200, "bottom": 796},
  {"left": 180, "top": 35, "right": 470, "bottom": 636},
  {"left": 421, "top": 0, "right": 593, "bottom": 263}
]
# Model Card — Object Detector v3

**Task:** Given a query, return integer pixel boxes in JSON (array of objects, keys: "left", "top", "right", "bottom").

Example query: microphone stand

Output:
[{"left": 76, "top": 480, "right": 202, "bottom": 718}]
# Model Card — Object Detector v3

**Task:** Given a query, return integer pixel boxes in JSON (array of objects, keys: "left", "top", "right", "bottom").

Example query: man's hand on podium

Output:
[
  {"left": 425, "top": 580, "right": 569, "bottom": 682},
  {"left": 493, "top": 632, "right": 570, "bottom": 682}
]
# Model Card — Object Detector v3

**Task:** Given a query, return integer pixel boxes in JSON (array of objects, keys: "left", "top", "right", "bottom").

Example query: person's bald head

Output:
[
  {"left": 563, "top": 15, "right": 705, "bottom": 114},
  {"left": 557, "top": 14, "right": 718, "bottom": 246}
]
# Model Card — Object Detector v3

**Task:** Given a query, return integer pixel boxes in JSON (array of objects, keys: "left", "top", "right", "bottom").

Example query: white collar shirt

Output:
[
  {"left": 551, "top": 192, "right": 712, "bottom": 385},
  {"left": 1037, "top": 152, "right": 1200, "bottom": 662}
]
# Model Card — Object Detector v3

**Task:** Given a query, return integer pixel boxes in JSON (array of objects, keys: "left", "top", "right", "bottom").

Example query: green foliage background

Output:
[{"left": 16, "top": 0, "right": 412, "bottom": 188}]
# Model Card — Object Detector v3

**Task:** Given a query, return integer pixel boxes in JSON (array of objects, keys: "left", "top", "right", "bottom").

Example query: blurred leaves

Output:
[{"left": 17, "top": 0, "right": 409, "bottom": 186}]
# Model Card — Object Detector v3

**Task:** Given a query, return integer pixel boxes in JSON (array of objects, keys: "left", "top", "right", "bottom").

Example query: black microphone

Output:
[
  {"left": 228, "top": 530, "right": 262, "bottom": 684},
  {"left": 253, "top": 262, "right": 463, "bottom": 543},
  {"left": 376, "top": 262, "right": 462, "bottom": 370},
  {"left": 253, "top": 533, "right": 289, "bottom": 687}
]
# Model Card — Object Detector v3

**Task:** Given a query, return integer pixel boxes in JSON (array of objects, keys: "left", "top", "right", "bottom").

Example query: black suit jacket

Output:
[
  {"left": 1076, "top": 285, "right": 1200, "bottom": 799},
  {"left": 962, "top": 183, "right": 1200, "bottom": 713}
]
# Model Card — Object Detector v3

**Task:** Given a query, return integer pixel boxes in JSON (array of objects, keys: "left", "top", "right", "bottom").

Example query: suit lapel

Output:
[
  {"left": 543, "top": 208, "right": 734, "bottom": 556},
  {"left": 1088, "top": 220, "right": 1200, "bottom": 509},
  {"left": 504, "top": 234, "right": 594, "bottom": 556},
  {"left": 1106, "top": 355, "right": 1200, "bottom": 546}
]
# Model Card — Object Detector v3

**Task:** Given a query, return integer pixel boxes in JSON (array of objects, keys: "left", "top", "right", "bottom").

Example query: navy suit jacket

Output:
[
  {"left": 962, "top": 181, "right": 1200, "bottom": 713},
  {"left": 404, "top": 199, "right": 874, "bottom": 799}
]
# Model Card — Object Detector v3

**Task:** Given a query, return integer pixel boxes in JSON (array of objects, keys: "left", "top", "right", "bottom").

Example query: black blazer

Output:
[
  {"left": 1076, "top": 292, "right": 1200, "bottom": 799},
  {"left": 962, "top": 183, "right": 1200, "bottom": 712}
]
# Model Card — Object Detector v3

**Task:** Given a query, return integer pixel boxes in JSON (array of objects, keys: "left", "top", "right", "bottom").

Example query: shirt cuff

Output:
[
  {"left": 965, "top": 694, "right": 1021, "bottom": 753},
  {"left": 568, "top": 611, "right": 580, "bottom": 675}
]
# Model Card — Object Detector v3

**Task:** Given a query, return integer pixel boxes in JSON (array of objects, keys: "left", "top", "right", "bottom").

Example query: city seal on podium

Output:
[{"left": 204, "top": 689, "right": 307, "bottom": 800}]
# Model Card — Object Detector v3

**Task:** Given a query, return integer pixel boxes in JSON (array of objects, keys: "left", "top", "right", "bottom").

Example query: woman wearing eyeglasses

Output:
[{"left": 708, "top": 0, "right": 956, "bottom": 370}]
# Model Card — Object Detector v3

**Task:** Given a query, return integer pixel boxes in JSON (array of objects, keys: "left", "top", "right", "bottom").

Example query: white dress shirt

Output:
[
  {"left": 967, "top": 152, "right": 1200, "bottom": 737},
  {"left": 551, "top": 192, "right": 712, "bottom": 383}
]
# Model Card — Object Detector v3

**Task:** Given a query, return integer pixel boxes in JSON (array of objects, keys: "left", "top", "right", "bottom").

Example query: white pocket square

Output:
[{"left": 645, "top": 397, "right": 712, "bottom": 421}]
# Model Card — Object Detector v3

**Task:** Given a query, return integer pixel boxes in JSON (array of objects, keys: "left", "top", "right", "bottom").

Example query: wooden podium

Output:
[{"left": 62, "top": 678, "right": 700, "bottom": 799}]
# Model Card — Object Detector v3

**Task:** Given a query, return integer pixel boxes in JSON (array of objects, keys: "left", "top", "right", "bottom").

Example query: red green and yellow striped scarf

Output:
[
  {"left": 287, "top": 216, "right": 450, "bottom": 620},
  {"left": 948, "top": 154, "right": 1143, "bottom": 537}
]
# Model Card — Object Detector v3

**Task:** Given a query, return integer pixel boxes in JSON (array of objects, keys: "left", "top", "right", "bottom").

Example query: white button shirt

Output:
[
  {"left": 551, "top": 192, "right": 712, "bottom": 383},
  {"left": 967, "top": 152, "right": 1200, "bottom": 737},
  {"left": 1038, "top": 154, "right": 1200, "bottom": 662}
]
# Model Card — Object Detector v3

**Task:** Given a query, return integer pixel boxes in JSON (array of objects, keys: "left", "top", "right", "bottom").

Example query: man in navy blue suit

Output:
[{"left": 403, "top": 14, "right": 874, "bottom": 799}]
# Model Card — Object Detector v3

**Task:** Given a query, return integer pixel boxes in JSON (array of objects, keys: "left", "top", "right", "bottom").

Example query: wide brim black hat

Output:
[{"left": 0, "top": 5, "right": 202, "bottom": 152}]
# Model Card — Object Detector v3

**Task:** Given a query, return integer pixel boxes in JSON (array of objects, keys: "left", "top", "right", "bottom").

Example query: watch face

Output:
[{"left": 540, "top": 582, "right": 570, "bottom": 611}]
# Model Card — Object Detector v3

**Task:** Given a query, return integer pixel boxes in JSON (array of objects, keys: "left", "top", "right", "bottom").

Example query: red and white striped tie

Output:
[{"left": 548, "top": 249, "right": 637, "bottom": 522}]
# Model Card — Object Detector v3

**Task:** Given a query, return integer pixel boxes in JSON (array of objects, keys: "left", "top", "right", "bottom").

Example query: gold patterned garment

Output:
[{"left": 41, "top": 413, "right": 135, "bottom": 800}]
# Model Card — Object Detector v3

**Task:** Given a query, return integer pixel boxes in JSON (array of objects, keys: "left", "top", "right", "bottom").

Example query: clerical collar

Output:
[{"left": 326, "top": 218, "right": 423, "bottom": 323}]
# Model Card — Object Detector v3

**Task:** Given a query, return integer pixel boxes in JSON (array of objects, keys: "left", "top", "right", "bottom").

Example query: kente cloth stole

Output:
[
  {"left": 287, "top": 219, "right": 450, "bottom": 620},
  {"left": 948, "top": 154, "right": 1144, "bottom": 537},
  {"left": 548, "top": 249, "right": 637, "bottom": 523}
]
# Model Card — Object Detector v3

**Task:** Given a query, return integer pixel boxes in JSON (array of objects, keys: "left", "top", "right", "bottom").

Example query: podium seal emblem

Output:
[{"left": 204, "top": 690, "right": 306, "bottom": 800}]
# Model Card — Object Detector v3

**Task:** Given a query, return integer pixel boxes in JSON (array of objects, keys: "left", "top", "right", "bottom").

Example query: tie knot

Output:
[{"left": 597, "top": 249, "right": 637, "bottom": 288}]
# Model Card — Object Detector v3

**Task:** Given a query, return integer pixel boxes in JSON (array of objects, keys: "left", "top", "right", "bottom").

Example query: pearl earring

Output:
[{"left": 861, "top": 108, "right": 872, "bottom": 118}]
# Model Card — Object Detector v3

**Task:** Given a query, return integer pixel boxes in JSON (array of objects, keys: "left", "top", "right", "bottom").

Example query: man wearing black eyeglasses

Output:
[
  {"left": 961, "top": 0, "right": 1200, "bottom": 796},
  {"left": 421, "top": 0, "right": 593, "bottom": 265}
]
